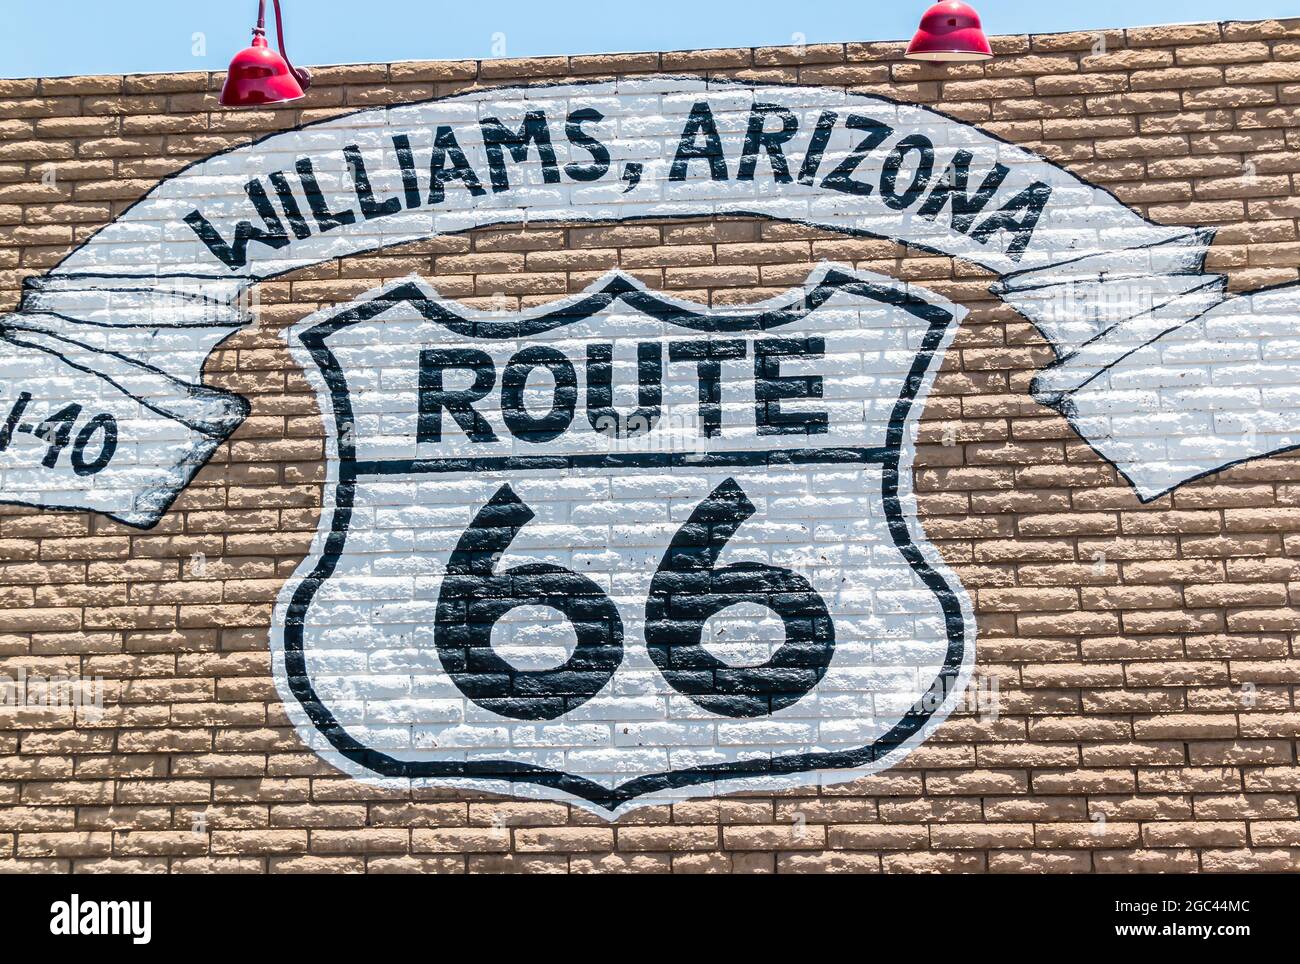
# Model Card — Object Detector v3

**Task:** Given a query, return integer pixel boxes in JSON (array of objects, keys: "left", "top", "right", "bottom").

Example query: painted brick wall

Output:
[{"left": 1, "top": 17, "right": 1300, "bottom": 873}]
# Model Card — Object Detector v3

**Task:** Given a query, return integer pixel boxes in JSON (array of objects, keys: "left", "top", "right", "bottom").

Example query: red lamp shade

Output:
[
  {"left": 220, "top": 0, "right": 312, "bottom": 108},
  {"left": 221, "top": 33, "right": 305, "bottom": 107},
  {"left": 906, "top": 1, "right": 994, "bottom": 62}
]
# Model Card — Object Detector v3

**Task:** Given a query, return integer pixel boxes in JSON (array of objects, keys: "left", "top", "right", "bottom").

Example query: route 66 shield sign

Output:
[{"left": 271, "top": 264, "right": 975, "bottom": 815}]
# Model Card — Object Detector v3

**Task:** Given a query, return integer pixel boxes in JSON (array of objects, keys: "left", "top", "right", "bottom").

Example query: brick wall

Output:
[{"left": 1, "top": 18, "right": 1300, "bottom": 873}]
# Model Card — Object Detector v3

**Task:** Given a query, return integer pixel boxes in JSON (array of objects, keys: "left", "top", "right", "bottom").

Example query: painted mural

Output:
[{"left": 0, "top": 77, "right": 1294, "bottom": 813}]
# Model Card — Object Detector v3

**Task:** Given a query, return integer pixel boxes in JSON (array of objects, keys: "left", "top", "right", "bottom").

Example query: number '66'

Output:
[{"left": 433, "top": 478, "right": 836, "bottom": 720}]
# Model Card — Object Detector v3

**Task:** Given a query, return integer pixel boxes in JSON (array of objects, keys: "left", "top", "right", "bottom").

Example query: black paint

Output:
[
  {"left": 820, "top": 115, "right": 893, "bottom": 197},
  {"left": 429, "top": 124, "right": 487, "bottom": 203},
  {"left": 754, "top": 337, "right": 829, "bottom": 436},
  {"left": 501, "top": 345, "right": 578, "bottom": 443},
  {"left": 344, "top": 144, "right": 402, "bottom": 221},
  {"left": 268, "top": 170, "right": 312, "bottom": 241},
  {"left": 880, "top": 133, "right": 935, "bottom": 212},
  {"left": 585, "top": 342, "right": 661, "bottom": 438},
  {"left": 667, "top": 339, "right": 747, "bottom": 438},
  {"left": 295, "top": 157, "right": 357, "bottom": 233},
  {"left": 564, "top": 108, "right": 611, "bottom": 182},
  {"left": 481, "top": 110, "right": 561, "bottom": 193},
  {"left": 434, "top": 483, "right": 624, "bottom": 720},
  {"left": 670, "top": 101, "right": 729, "bottom": 182},
  {"left": 418, "top": 348, "right": 498, "bottom": 444},
  {"left": 644, "top": 477, "right": 836, "bottom": 717},
  {"left": 391, "top": 134, "right": 423, "bottom": 210},
  {"left": 971, "top": 180, "right": 1054, "bottom": 262},
  {"left": 917, "top": 149, "right": 1010, "bottom": 233},
  {"left": 737, "top": 103, "right": 799, "bottom": 184},
  {"left": 183, "top": 178, "right": 289, "bottom": 270},
  {"left": 796, "top": 109, "right": 838, "bottom": 186}
]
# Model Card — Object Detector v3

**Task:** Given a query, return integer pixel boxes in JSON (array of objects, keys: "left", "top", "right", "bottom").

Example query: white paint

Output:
[
  {"left": 1, "top": 77, "right": 1273, "bottom": 526},
  {"left": 1039, "top": 284, "right": 1300, "bottom": 499}
]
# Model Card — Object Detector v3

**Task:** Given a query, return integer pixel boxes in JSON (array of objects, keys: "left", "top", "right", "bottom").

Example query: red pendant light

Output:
[
  {"left": 220, "top": 0, "right": 313, "bottom": 108},
  {"left": 906, "top": 1, "right": 994, "bottom": 62}
]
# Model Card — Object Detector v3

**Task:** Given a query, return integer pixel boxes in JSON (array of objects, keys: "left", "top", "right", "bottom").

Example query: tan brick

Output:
[
  {"left": 1093, "top": 848, "right": 1200, "bottom": 872},
  {"left": 412, "top": 828, "right": 511, "bottom": 853},
  {"left": 16, "top": 832, "right": 112, "bottom": 857},
  {"left": 826, "top": 825, "right": 928, "bottom": 851},
  {"left": 1200, "top": 847, "right": 1300, "bottom": 871},
  {"left": 309, "top": 829, "right": 409, "bottom": 854},
  {"left": 617, "top": 826, "right": 719, "bottom": 851},
  {"left": 210, "top": 830, "right": 307, "bottom": 855}
]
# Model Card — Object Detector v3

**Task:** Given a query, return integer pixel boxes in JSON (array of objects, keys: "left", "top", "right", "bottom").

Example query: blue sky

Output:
[{"left": 1, "top": 1, "right": 1293, "bottom": 79}]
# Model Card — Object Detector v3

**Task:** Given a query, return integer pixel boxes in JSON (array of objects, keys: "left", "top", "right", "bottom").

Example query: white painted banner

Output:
[{"left": 1, "top": 77, "right": 1288, "bottom": 526}]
